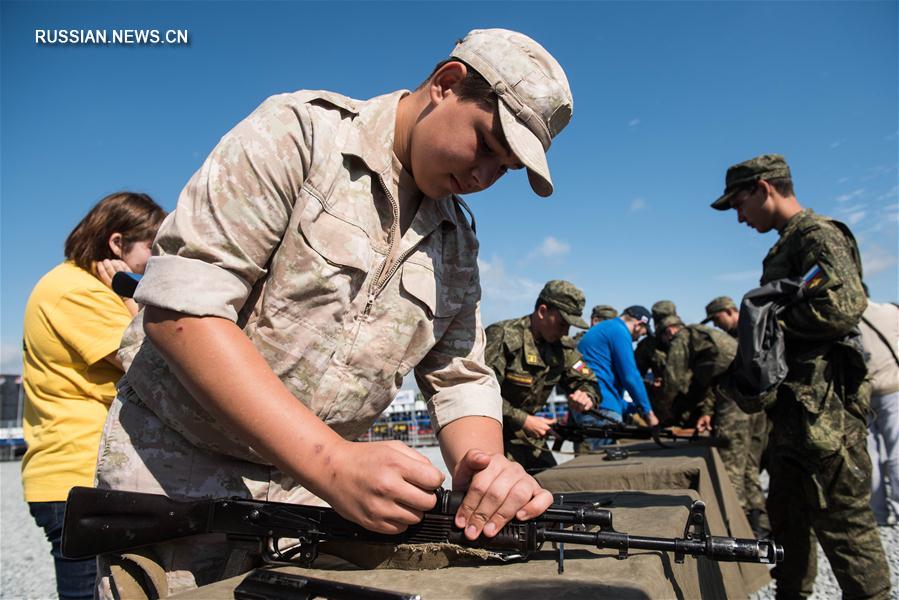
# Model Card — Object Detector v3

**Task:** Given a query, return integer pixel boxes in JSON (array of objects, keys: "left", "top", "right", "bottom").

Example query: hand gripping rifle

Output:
[
  {"left": 550, "top": 416, "right": 729, "bottom": 452},
  {"left": 62, "top": 486, "right": 781, "bottom": 577}
]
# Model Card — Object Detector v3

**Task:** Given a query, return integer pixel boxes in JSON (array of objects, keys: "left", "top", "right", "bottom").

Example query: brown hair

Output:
[
  {"left": 64, "top": 191, "right": 166, "bottom": 271},
  {"left": 419, "top": 59, "right": 498, "bottom": 110},
  {"left": 738, "top": 177, "right": 795, "bottom": 198}
]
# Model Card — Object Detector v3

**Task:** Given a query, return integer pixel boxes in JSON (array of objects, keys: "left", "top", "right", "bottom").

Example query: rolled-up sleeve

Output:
[
  {"left": 135, "top": 94, "right": 313, "bottom": 320},
  {"left": 415, "top": 269, "right": 502, "bottom": 434}
]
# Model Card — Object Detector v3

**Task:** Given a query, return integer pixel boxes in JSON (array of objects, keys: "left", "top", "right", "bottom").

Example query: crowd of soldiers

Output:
[
  {"left": 490, "top": 154, "right": 893, "bottom": 599},
  {"left": 487, "top": 285, "right": 771, "bottom": 536}
]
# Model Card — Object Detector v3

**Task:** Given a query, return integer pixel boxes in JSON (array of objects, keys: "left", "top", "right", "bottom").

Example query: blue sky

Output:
[{"left": 2, "top": 1, "right": 897, "bottom": 373}]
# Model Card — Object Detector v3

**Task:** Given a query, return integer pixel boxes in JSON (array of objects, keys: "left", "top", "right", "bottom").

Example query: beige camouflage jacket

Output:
[{"left": 119, "top": 89, "right": 502, "bottom": 463}]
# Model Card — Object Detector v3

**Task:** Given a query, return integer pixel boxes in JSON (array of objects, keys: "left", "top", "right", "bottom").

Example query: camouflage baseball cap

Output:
[
  {"left": 711, "top": 154, "right": 792, "bottom": 210},
  {"left": 657, "top": 314, "right": 685, "bottom": 330},
  {"left": 651, "top": 300, "right": 677, "bottom": 324},
  {"left": 701, "top": 296, "right": 737, "bottom": 324},
  {"left": 591, "top": 304, "right": 618, "bottom": 321},
  {"left": 538, "top": 280, "right": 589, "bottom": 329},
  {"left": 451, "top": 29, "right": 573, "bottom": 197}
]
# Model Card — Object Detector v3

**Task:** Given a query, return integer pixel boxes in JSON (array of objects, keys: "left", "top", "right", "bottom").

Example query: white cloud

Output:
[
  {"left": 835, "top": 188, "right": 865, "bottom": 203},
  {"left": 628, "top": 118, "right": 640, "bottom": 127},
  {"left": 877, "top": 186, "right": 898, "bottom": 201},
  {"left": 1, "top": 343, "right": 22, "bottom": 375},
  {"left": 478, "top": 256, "right": 542, "bottom": 300},
  {"left": 837, "top": 177, "right": 849, "bottom": 184},
  {"left": 477, "top": 256, "right": 543, "bottom": 324},
  {"left": 846, "top": 211, "right": 867, "bottom": 226},
  {"left": 715, "top": 270, "right": 760, "bottom": 283},
  {"left": 862, "top": 245, "right": 898, "bottom": 276},
  {"left": 829, "top": 141, "right": 842, "bottom": 149},
  {"left": 529, "top": 236, "right": 570, "bottom": 259},
  {"left": 629, "top": 198, "right": 647, "bottom": 212}
]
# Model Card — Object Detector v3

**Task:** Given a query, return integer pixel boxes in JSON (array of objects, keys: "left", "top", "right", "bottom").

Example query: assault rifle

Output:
[
  {"left": 62, "top": 486, "right": 782, "bottom": 576},
  {"left": 550, "top": 416, "right": 728, "bottom": 451}
]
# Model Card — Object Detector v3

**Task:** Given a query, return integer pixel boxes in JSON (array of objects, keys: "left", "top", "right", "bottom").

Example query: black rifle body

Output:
[{"left": 62, "top": 486, "right": 782, "bottom": 568}]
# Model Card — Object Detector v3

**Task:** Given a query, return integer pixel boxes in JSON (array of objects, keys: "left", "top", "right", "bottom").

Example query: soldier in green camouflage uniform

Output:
[
  {"left": 635, "top": 300, "right": 678, "bottom": 421},
  {"left": 703, "top": 295, "right": 771, "bottom": 536},
  {"left": 656, "top": 315, "right": 764, "bottom": 524},
  {"left": 701, "top": 296, "right": 740, "bottom": 337},
  {"left": 485, "top": 280, "right": 600, "bottom": 472},
  {"left": 712, "top": 154, "right": 889, "bottom": 599}
]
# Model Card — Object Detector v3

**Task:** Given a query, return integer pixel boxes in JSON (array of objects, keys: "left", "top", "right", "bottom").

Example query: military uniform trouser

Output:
[
  {"left": 715, "top": 399, "right": 768, "bottom": 516},
  {"left": 767, "top": 439, "right": 891, "bottom": 600}
]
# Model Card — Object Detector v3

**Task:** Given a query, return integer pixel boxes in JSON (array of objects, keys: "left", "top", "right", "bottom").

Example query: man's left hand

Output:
[
  {"left": 451, "top": 449, "right": 553, "bottom": 541},
  {"left": 567, "top": 390, "right": 594, "bottom": 413}
]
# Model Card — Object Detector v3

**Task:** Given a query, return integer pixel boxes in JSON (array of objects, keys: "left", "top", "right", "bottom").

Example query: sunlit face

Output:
[
  {"left": 730, "top": 183, "right": 777, "bottom": 233},
  {"left": 535, "top": 305, "right": 569, "bottom": 344},
  {"left": 631, "top": 321, "right": 648, "bottom": 342},
  {"left": 409, "top": 93, "right": 523, "bottom": 199},
  {"left": 122, "top": 239, "right": 153, "bottom": 274},
  {"left": 711, "top": 308, "right": 739, "bottom": 332}
]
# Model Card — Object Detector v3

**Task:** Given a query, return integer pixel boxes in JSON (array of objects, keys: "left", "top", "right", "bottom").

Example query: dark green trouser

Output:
[{"left": 767, "top": 440, "right": 890, "bottom": 600}]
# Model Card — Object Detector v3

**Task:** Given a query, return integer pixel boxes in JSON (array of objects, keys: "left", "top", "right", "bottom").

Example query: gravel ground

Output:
[{"left": 3, "top": 452, "right": 896, "bottom": 600}]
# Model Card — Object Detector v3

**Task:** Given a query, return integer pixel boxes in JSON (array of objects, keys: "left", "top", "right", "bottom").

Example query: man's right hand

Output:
[
  {"left": 522, "top": 415, "right": 557, "bottom": 438},
  {"left": 324, "top": 439, "right": 445, "bottom": 534},
  {"left": 645, "top": 411, "right": 660, "bottom": 427}
]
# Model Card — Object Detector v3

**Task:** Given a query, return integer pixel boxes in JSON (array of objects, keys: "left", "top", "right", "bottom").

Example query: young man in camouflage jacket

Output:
[
  {"left": 484, "top": 280, "right": 599, "bottom": 472},
  {"left": 712, "top": 154, "right": 890, "bottom": 599}
]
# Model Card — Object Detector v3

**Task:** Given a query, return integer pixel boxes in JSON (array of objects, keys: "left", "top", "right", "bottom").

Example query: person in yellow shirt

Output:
[{"left": 21, "top": 191, "right": 165, "bottom": 600}]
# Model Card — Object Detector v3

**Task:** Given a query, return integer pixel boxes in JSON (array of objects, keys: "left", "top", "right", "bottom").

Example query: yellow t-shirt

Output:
[{"left": 21, "top": 261, "right": 133, "bottom": 502}]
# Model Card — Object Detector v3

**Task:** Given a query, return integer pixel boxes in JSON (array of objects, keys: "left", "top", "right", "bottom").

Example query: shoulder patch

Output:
[{"left": 571, "top": 359, "right": 593, "bottom": 377}]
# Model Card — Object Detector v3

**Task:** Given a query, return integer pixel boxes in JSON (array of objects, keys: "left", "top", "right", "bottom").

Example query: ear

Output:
[
  {"left": 108, "top": 232, "right": 123, "bottom": 258},
  {"left": 535, "top": 303, "right": 549, "bottom": 320},
  {"left": 428, "top": 61, "right": 468, "bottom": 105}
]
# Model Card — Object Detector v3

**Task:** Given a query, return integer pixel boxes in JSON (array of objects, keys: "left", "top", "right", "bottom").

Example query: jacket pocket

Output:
[
  {"left": 296, "top": 187, "right": 371, "bottom": 273},
  {"left": 400, "top": 261, "right": 462, "bottom": 319}
]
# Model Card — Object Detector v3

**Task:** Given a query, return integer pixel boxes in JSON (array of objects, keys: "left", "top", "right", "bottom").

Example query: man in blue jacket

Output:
[{"left": 574, "top": 306, "right": 660, "bottom": 448}]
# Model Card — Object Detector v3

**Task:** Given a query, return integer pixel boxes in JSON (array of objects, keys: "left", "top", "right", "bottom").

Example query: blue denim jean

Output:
[
  {"left": 29, "top": 501, "right": 96, "bottom": 600},
  {"left": 570, "top": 407, "right": 623, "bottom": 451}
]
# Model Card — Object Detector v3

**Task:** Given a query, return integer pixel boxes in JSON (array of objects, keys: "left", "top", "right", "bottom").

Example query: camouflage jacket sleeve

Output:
[
  {"left": 482, "top": 320, "right": 529, "bottom": 429},
  {"left": 416, "top": 269, "right": 503, "bottom": 432},
  {"left": 658, "top": 334, "right": 692, "bottom": 404},
  {"left": 135, "top": 95, "right": 313, "bottom": 320},
  {"left": 558, "top": 346, "right": 601, "bottom": 405},
  {"left": 781, "top": 221, "right": 867, "bottom": 341}
]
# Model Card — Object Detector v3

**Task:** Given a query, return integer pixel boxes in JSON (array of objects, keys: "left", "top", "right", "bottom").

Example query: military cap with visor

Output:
[
  {"left": 711, "top": 154, "right": 792, "bottom": 210},
  {"left": 538, "top": 280, "right": 589, "bottom": 329},
  {"left": 701, "top": 296, "right": 737, "bottom": 324},
  {"left": 450, "top": 28, "right": 573, "bottom": 197},
  {"left": 622, "top": 305, "right": 654, "bottom": 337},
  {"left": 657, "top": 314, "right": 686, "bottom": 330},
  {"left": 591, "top": 304, "right": 618, "bottom": 321}
]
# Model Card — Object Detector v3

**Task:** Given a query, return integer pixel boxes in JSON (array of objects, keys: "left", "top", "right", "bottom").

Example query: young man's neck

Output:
[
  {"left": 394, "top": 90, "right": 428, "bottom": 174},
  {"left": 773, "top": 195, "right": 803, "bottom": 233}
]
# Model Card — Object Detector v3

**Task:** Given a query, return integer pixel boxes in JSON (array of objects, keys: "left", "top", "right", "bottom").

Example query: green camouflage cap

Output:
[
  {"left": 711, "top": 154, "right": 792, "bottom": 210},
  {"left": 451, "top": 29, "right": 573, "bottom": 197},
  {"left": 651, "top": 300, "right": 677, "bottom": 324},
  {"left": 538, "top": 280, "right": 589, "bottom": 329},
  {"left": 657, "top": 314, "right": 685, "bottom": 330},
  {"left": 591, "top": 304, "right": 618, "bottom": 321},
  {"left": 701, "top": 295, "right": 737, "bottom": 324}
]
